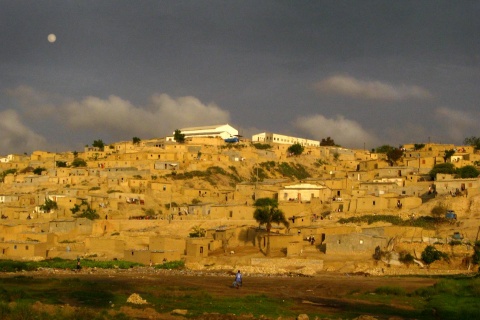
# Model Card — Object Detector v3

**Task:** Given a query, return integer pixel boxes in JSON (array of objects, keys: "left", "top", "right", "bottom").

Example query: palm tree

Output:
[{"left": 253, "top": 198, "right": 289, "bottom": 256}]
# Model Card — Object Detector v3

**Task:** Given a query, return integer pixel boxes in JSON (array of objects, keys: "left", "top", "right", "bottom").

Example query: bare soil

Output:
[{"left": 1, "top": 269, "right": 438, "bottom": 319}]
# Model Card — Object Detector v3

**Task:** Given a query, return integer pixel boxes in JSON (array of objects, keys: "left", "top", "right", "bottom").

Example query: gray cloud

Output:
[
  {"left": 315, "top": 75, "right": 433, "bottom": 101},
  {"left": 0, "top": 109, "right": 47, "bottom": 154},
  {"left": 65, "top": 93, "right": 230, "bottom": 138},
  {"left": 294, "top": 114, "right": 379, "bottom": 149},
  {"left": 0, "top": 2, "right": 478, "bottom": 153},
  {"left": 434, "top": 107, "right": 478, "bottom": 142}
]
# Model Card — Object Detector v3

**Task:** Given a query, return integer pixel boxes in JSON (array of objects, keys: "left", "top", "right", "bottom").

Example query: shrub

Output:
[
  {"left": 473, "top": 240, "right": 480, "bottom": 266},
  {"left": 431, "top": 204, "right": 447, "bottom": 218},
  {"left": 374, "top": 286, "right": 406, "bottom": 296},
  {"left": 421, "top": 245, "right": 449, "bottom": 266},
  {"left": 154, "top": 260, "right": 185, "bottom": 270},
  {"left": 189, "top": 225, "right": 206, "bottom": 238},
  {"left": 252, "top": 143, "right": 271, "bottom": 150},
  {"left": 399, "top": 251, "right": 415, "bottom": 267}
]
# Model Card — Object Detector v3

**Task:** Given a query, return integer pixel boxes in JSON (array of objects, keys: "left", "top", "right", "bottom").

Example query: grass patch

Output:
[
  {"left": 0, "top": 258, "right": 143, "bottom": 272},
  {"left": 338, "top": 214, "right": 447, "bottom": 229},
  {"left": 374, "top": 286, "right": 406, "bottom": 296},
  {"left": 154, "top": 260, "right": 185, "bottom": 270}
]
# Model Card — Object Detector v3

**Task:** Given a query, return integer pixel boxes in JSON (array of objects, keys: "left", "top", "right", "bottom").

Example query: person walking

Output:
[{"left": 234, "top": 270, "right": 242, "bottom": 289}]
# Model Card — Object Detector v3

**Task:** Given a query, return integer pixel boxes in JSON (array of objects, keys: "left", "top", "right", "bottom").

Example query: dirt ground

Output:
[{"left": 1, "top": 269, "right": 439, "bottom": 319}]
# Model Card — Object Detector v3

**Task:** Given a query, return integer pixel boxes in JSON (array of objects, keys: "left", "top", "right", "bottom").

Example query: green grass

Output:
[
  {"left": 347, "top": 276, "right": 480, "bottom": 320},
  {"left": 1, "top": 273, "right": 480, "bottom": 319},
  {"left": 154, "top": 260, "right": 185, "bottom": 270},
  {"left": 0, "top": 258, "right": 143, "bottom": 272},
  {"left": 0, "top": 277, "right": 294, "bottom": 319},
  {"left": 338, "top": 214, "right": 447, "bottom": 229}
]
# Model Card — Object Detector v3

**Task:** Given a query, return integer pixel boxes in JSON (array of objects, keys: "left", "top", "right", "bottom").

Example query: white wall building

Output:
[
  {"left": 252, "top": 132, "right": 319, "bottom": 147},
  {"left": 167, "top": 124, "right": 238, "bottom": 141},
  {"left": 279, "top": 183, "right": 327, "bottom": 202}
]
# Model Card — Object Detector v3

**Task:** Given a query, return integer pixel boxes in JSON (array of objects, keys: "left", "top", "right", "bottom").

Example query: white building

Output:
[
  {"left": 252, "top": 132, "right": 319, "bottom": 147},
  {"left": 167, "top": 124, "right": 238, "bottom": 141},
  {"left": 279, "top": 183, "right": 327, "bottom": 202}
]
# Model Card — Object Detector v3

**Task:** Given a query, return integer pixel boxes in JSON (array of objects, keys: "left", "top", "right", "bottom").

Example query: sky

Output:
[{"left": 1, "top": 1, "right": 479, "bottom": 154}]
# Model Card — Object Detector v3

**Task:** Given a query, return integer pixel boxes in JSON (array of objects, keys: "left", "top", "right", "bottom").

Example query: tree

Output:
[
  {"left": 457, "top": 165, "right": 479, "bottom": 178},
  {"left": 320, "top": 137, "right": 336, "bottom": 146},
  {"left": 387, "top": 148, "right": 404, "bottom": 165},
  {"left": 0, "top": 169, "right": 17, "bottom": 182},
  {"left": 132, "top": 137, "right": 141, "bottom": 145},
  {"left": 39, "top": 198, "right": 58, "bottom": 213},
  {"left": 443, "top": 149, "right": 455, "bottom": 162},
  {"left": 472, "top": 241, "right": 480, "bottom": 270},
  {"left": 375, "top": 145, "right": 394, "bottom": 154},
  {"left": 253, "top": 198, "right": 289, "bottom": 256},
  {"left": 189, "top": 225, "right": 206, "bottom": 238},
  {"left": 92, "top": 139, "right": 105, "bottom": 151},
  {"left": 71, "top": 158, "right": 87, "bottom": 167},
  {"left": 287, "top": 143, "right": 304, "bottom": 156},
  {"left": 464, "top": 136, "right": 480, "bottom": 150},
  {"left": 421, "top": 245, "right": 449, "bottom": 268},
  {"left": 428, "top": 163, "right": 456, "bottom": 180},
  {"left": 413, "top": 143, "right": 425, "bottom": 150},
  {"left": 399, "top": 251, "right": 415, "bottom": 268},
  {"left": 72, "top": 151, "right": 78, "bottom": 158},
  {"left": 55, "top": 161, "right": 67, "bottom": 168},
  {"left": 70, "top": 200, "right": 99, "bottom": 220},
  {"left": 174, "top": 129, "right": 185, "bottom": 143},
  {"left": 33, "top": 167, "right": 46, "bottom": 175}
]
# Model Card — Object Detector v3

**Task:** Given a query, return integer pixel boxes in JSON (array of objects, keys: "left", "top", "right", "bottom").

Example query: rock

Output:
[
  {"left": 126, "top": 293, "right": 148, "bottom": 304},
  {"left": 353, "top": 315, "right": 378, "bottom": 320},
  {"left": 171, "top": 309, "right": 188, "bottom": 315},
  {"left": 297, "top": 314, "right": 309, "bottom": 320}
]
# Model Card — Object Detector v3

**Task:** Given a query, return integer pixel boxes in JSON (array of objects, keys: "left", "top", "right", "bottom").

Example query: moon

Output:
[{"left": 47, "top": 34, "right": 56, "bottom": 43}]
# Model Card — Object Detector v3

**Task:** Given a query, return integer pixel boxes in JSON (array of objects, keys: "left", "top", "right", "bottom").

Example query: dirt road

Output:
[{"left": 1, "top": 269, "right": 438, "bottom": 319}]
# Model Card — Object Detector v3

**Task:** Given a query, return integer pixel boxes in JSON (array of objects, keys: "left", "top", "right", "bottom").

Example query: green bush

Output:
[
  {"left": 154, "top": 260, "right": 185, "bottom": 270},
  {"left": 374, "top": 286, "right": 406, "bottom": 296},
  {"left": 399, "top": 251, "right": 415, "bottom": 266},
  {"left": 431, "top": 204, "right": 447, "bottom": 218},
  {"left": 252, "top": 143, "right": 271, "bottom": 150},
  {"left": 421, "top": 245, "right": 449, "bottom": 266}
]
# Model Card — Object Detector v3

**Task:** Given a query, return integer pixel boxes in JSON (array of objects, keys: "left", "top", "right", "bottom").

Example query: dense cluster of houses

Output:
[{"left": 1, "top": 124, "right": 479, "bottom": 265}]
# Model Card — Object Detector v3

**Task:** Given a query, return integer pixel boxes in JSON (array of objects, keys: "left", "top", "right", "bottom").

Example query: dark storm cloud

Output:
[{"left": 0, "top": 1, "right": 479, "bottom": 153}]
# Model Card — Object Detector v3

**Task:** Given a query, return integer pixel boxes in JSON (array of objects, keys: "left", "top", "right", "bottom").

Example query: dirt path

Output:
[{"left": 1, "top": 269, "right": 438, "bottom": 319}]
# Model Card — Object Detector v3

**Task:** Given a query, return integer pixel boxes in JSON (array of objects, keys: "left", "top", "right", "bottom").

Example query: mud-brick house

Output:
[
  {"left": 186, "top": 238, "right": 211, "bottom": 258},
  {"left": 0, "top": 241, "right": 47, "bottom": 260},
  {"left": 323, "top": 233, "right": 388, "bottom": 255},
  {"left": 154, "top": 161, "right": 180, "bottom": 171},
  {"left": 86, "top": 237, "right": 125, "bottom": 258},
  {"left": 376, "top": 166, "right": 415, "bottom": 178},
  {"left": 17, "top": 231, "right": 57, "bottom": 245},
  {"left": 49, "top": 218, "right": 93, "bottom": 236},
  {"left": 0, "top": 224, "right": 31, "bottom": 241},
  {"left": 208, "top": 204, "right": 253, "bottom": 220},
  {"left": 254, "top": 232, "right": 297, "bottom": 254},
  {"left": 150, "top": 236, "right": 186, "bottom": 254},
  {"left": 434, "top": 174, "right": 480, "bottom": 196},
  {"left": 0, "top": 195, "right": 19, "bottom": 204},
  {"left": 207, "top": 225, "right": 255, "bottom": 249},
  {"left": 124, "top": 236, "right": 185, "bottom": 264},
  {"left": 278, "top": 183, "right": 328, "bottom": 203},
  {"left": 404, "top": 156, "right": 440, "bottom": 174}
]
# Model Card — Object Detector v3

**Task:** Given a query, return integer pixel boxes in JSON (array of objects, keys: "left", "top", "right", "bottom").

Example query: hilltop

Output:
[{"left": 1, "top": 136, "right": 480, "bottom": 276}]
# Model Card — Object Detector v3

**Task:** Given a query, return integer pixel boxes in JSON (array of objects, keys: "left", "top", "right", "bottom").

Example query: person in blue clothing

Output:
[{"left": 233, "top": 270, "right": 242, "bottom": 288}]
